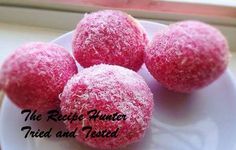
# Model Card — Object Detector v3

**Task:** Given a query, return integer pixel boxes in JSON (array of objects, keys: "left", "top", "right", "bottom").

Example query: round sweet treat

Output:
[
  {"left": 0, "top": 42, "right": 78, "bottom": 112},
  {"left": 145, "top": 20, "right": 230, "bottom": 93},
  {"left": 60, "top": 64, "right": 153, "bottom": 149},
  {"left": 72, "top": 10, "right": 148, "bottom": 71}
]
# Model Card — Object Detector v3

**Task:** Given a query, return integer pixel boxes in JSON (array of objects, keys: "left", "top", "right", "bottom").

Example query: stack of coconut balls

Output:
[{"left": 0, "top": 10, "right": 230, "bottom": 149}]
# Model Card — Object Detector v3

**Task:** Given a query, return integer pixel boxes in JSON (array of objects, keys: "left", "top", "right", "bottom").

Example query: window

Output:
[{"left": 1, "top": 0, "right": 236, "bottom": 21}]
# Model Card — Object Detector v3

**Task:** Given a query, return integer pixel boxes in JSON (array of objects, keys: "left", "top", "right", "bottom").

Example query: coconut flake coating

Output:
[
  {"left": 0, "top": 42, "right": 78, "bottom": 112},
  {"left": 145, "top": 21, "right": 230, "bottom": 93},
  {"left": 60, "top": 64, "right": 153, "bottom": 149},
  {"left": 72, "top": 10, "right": 148, "bottom": 71}
]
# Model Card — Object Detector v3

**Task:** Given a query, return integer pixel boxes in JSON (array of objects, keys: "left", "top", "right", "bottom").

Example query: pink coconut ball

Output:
[
  {"left": 60, "top": 64, "right": 153, "bottom": 149},
  {"left": 72, "top": 10, "right": 148, "bottom": 71},
  {"left": 145, "top": 20, "right": 230, "bottom": 93},
  {"left": 0, "top": 42, "right": 78, "bottom": 112}
]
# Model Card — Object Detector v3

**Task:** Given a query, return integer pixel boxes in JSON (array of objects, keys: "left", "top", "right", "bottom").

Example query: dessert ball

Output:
[
  {"left": 72, "top": 10, "right": 148, "bottom": 71},
  {"left": 145, "top": 20, "right": 230, "bottom": 92},
  {"left": 60, "top": 64, "right": 153, "bottom": 149},
  {"left": 0, "top": 42, "right": 78, "bottom": 112}
]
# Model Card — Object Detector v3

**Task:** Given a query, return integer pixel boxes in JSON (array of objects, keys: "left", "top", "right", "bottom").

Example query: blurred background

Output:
[{"left": 0, "top": 0, "right": 236, "bottom": 105}]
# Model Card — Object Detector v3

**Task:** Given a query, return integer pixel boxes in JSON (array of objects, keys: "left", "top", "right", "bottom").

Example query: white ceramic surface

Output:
[{"left": 1, "top": 20, "right": 236, "bottom": 150}]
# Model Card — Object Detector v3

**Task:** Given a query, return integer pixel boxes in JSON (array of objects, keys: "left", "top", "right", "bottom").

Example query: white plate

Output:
[{"left": 1, "top": 20, "right": 236, "bottom": 150}]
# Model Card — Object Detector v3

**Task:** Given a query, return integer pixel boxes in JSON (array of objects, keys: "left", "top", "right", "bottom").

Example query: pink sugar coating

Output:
[
  {"left": 0, "top": 42, "right": 78, "bottom": 112},
  {"left": 72, "top": 10, "right": 148, "bottom": 71},
  {"left": 60, "top": 64, "right": 154, "bottom": 149},
  {"left": 145, "top": 21, "right": 230, "bottom": 93}
]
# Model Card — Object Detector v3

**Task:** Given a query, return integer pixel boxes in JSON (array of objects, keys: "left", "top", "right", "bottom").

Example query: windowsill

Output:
[{"left": 1, "top": 0, "right": 236, "bottom": 22}]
